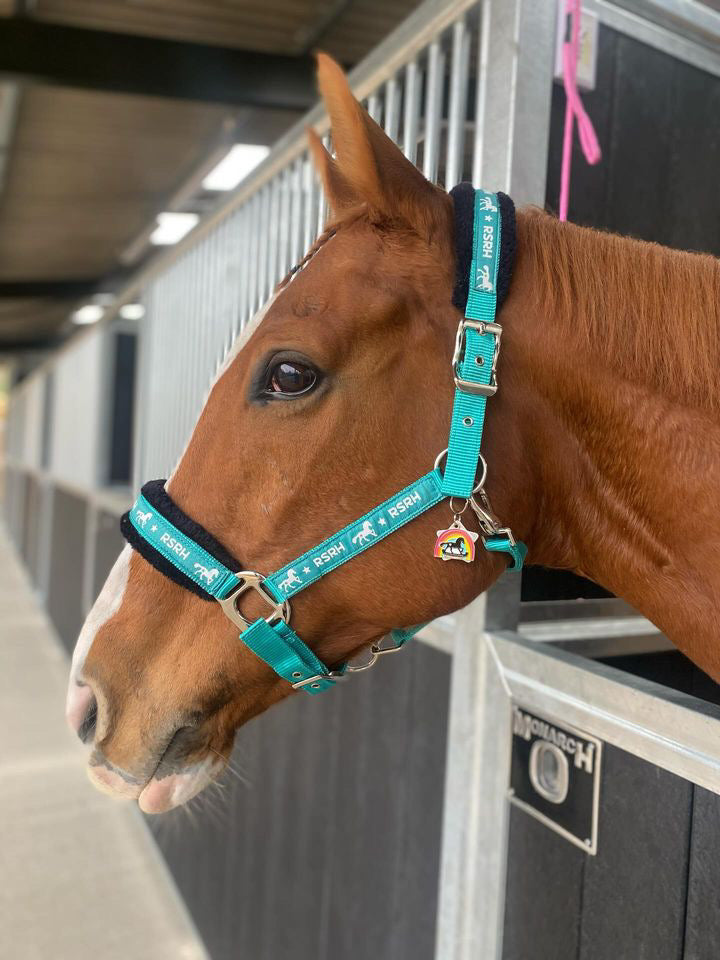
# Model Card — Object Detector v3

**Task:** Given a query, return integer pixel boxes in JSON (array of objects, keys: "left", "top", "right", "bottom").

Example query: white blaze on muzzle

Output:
[{"left": 66, "top": 544, "right": 131, "bottom": 732}]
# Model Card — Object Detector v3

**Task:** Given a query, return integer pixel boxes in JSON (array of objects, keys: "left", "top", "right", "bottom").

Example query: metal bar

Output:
[
  {"left": 317, "top": 135, "right": 331, "bottom": 235},
  {"left": 304, "top": 154, "right": 318, "bottom": 254},
  {"left": 257, "top": 187, "right": 271, "bottom": 310},
  {"left": 247, "top": 193, "right": 260, "bottom": 324},
  {"left": 278, "top": 165, "right": 292, "bottom": 280},
  {"left": 176, "top": 266, "right": 190, "bottom": 471},
  {"left": 472, "top": 0, "right": 491, "bottom": 187},
  {"left": 232, "top": 208, "right": 245, "bottom": 341},
  {"left": 435, "top": 583, "right": 520, "bottom": 960},
  {"left": 383, "top": 76, "right": 401, "bottom": 142},
  {"left": 402, "top": 59, "right": 422, "bottom": 163},
  {"left": 423, "top": 40, "right": 445, "bottom": 183},
  {"left": 266, "top": 181, "right": 281, "bottom": 301},
  {"left": 367, "top": 92, "right": 383, "bottom": 124},
  {"left": 234, "top": 207, "right": 246, "bottom": 336},
  {"left": 211, "top": 221, "right": 225, "bottom": 377},
  {"left": 473, "top": 0, "right": 555, "bottom": 203},
  {"left": 445, "top": 18, "right": 471, "bottom": 187},
  {"left": 290, "top": 155, "right": 304, "bottom": 268}
]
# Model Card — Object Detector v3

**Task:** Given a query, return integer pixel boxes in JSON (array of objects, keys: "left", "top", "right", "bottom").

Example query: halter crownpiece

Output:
[{"left": 121, "top": 186, "right": 527, "bottom": 694}]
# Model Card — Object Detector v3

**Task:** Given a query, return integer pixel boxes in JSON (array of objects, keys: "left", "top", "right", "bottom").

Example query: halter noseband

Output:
[{"left": 120, "top": 186, "right": 527, "bottom": 694}]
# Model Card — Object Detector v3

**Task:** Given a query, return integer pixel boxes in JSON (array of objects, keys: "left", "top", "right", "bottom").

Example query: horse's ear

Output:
[
  {"left": 315, "top": 52, "right": 451, "bottom": 244},
  {"left": 306, "top": 127, "right": 362, "bottom": 217}
]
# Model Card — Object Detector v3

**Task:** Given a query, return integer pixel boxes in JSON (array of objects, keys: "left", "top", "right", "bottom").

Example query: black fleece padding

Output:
[
  {"left": 450, "top": 183, "right": 516, "bottom": 313},
  {"left": 120, "top": 479, "right": 241, "bottom": 601}
]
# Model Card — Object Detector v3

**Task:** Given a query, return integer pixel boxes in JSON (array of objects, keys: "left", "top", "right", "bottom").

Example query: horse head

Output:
[{"left": 66, "top": 55, "right": 534, "bottom": 812}]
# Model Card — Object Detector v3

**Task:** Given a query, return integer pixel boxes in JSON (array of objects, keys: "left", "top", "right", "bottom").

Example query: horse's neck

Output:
[{"left": 501, "top": 215, "right": 720, "bottom": 678}]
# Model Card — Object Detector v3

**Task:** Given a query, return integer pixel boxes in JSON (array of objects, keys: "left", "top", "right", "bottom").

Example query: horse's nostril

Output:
[
  {"left": 77, "top": 697, "right": 97, "bottom": 744},
  {"left": 66, "top": 679, "right": 97, "bottom": 737}
]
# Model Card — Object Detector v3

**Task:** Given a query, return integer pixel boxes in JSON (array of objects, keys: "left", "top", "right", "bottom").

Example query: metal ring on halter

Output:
[
  {"left": 449, "top": 497, "right": 470, "bottom": 517},
  {"left": 344, "top": 633, "right": 406, "bottom": 675},
  {"left": 434, "top": 448, "right": 488, "bottom": 492},
  {"left": 433, "top": 448, "right": 449, "bottom": 472}
]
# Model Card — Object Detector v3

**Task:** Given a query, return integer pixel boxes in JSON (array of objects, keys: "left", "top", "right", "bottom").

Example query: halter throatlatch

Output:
[{"left": 121, "top": 186, "right": 527, "bottom": 694}]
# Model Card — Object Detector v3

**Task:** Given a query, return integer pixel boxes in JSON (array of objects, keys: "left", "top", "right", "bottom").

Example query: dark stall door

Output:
[
  {"left": 503, "top": 24, "right": 720, "bottom": 960},
  {"left": 524, "top": 23, "right": 720, "bottom": 605}
]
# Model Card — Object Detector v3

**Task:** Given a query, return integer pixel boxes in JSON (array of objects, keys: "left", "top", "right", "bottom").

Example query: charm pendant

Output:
[{"left": 434, "top": 519, "right": 480, "bottom": 563}]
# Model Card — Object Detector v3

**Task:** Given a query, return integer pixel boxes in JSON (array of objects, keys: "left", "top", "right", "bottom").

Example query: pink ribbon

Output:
[{"left": 559, "top": 0, "right": 601, "bottom": 221}]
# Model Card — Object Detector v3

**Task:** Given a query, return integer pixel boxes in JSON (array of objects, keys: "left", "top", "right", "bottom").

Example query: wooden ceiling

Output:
[
  {"left": 28, "top": 0, "right": 418, "bottom": 60},
  {"left": 0, "top": 86, "right": 231, "bottom": 282},
  {"left": 0, "top": 0, "right": 421, "bottom": 350}
]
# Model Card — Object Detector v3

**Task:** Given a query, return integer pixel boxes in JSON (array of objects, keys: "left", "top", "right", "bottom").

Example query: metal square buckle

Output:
[
  {"left": 218, "top": 571, "right": 290, "bottom": 631},
  {"left": 452, "top": 319, "right": 502, "bottom": 397}
]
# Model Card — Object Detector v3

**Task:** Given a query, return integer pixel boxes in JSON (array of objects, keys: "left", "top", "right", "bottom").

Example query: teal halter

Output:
[{"left": 122, "top": 188, "right": 527, "bottom": 694}]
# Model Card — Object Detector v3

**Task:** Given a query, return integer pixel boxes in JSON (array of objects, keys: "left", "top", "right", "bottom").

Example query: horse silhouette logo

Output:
[
  {"left": 135, "top": 510, "right": 153, "bottom": 528},
  {"left": 278, "top": 569, "right": 302, "bottom": 593},
  {"left": 434, "top": 524, "right": 478, "bottom": 563},
  {"left": 478, "top": 195, "right": 498, "bottom": 212},
  {"left": 476, "top": 264, "right": 494, "bottom": 293},
  {"left": 352, "top": 521, "right": 377, "bottom": 546},
  {"left": 440, "top": 537, "right": 468, "bottom": 558},
  {"left": 194, "top": 564, "right": 219, "bottom": 585}
]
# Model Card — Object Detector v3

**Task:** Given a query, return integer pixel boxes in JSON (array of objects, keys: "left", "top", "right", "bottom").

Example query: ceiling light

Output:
[
  {"left": 202, "top": 144, "right": 270, "bottom": 192},
  {"left": 72, "top": 304, "right": 104, "bottom": 325},
  {"left": 119, "top": 303, "right": 145, "bottom": 321},
  {"left": 150, "top": 212, "right": 199, "bottom": 246}
]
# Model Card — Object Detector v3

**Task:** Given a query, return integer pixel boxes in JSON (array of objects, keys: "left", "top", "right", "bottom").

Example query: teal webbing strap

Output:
[
  {"left": 441, "top": 326, "right": 497, "bottom": 496},
  {"left": 441, "top": 189, "right": 501, "bottom": 499},
  {"left": 127, "top": 474, "right": 447, "bottom": 695},
  {"left": 241, "top": 619, "right": 343, "bottom": 694},
  {"left": 485, "top": 534, "right": 527, "bottom": 572},
  {"left": 128, "top": 493, "right": 239, "bottom": 600},
  {"left": 389, "top": 623, "right": 427, "bottom": 646},
  {"left": 267, "top": 469, "right": 445, "bottom": 601}
]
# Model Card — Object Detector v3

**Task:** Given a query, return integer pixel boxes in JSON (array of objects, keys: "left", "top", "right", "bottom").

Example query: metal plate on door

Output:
[{"left": 509, "top": 705, "right": 602, "bottom": 854}]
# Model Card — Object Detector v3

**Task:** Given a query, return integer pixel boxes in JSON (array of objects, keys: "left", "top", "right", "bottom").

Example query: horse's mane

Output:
[{"left": 519, "top": 208, "right": 720, "bottom": 412}]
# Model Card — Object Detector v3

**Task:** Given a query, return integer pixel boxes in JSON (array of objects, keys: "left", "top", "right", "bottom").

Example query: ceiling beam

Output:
[
  {"left": 0, "top": 18, "right": 319, "bottom": 111},
  {"left": 0, "top": 279, "right": 103, "bottom": 298},
  {"left": 0, "top": 338, "right": 58, "bottom": 354}
]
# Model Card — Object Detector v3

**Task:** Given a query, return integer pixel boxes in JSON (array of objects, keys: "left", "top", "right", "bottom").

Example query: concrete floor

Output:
[{"left": 0, "top": 525, "right": 209, "bottom": 960}]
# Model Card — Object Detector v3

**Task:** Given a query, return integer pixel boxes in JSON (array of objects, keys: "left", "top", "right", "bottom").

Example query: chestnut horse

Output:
[{"left": 67, "top": 55, "right": 720, "bottom": 813}]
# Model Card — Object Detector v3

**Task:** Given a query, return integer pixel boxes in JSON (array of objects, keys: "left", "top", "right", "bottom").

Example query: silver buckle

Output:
[
  {"left": 218, "top": 571, "right": 290, "bottom": 632},
  {"left": 291, "top": 669, "right": 345, "bottom": 691},
  {"left": 452, "top": 319, "right": 502, "bottom": 397}
]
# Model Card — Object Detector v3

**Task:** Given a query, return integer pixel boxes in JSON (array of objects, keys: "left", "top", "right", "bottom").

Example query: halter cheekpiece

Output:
[{"left": 121, "top": 185, "right": 527, "bottom": 694}]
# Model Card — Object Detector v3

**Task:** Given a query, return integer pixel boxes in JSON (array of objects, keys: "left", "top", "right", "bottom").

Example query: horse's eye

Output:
[{"left": 267, "top": 361, "right": 317, "bottom": 396}]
